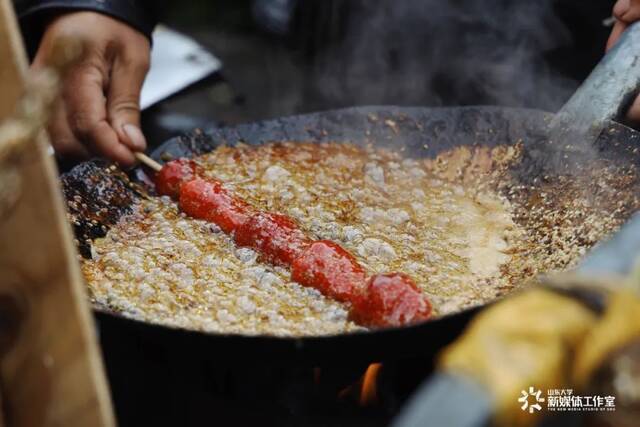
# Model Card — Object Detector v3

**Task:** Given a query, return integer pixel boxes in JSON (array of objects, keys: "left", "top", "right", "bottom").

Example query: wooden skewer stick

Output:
[{"left": 135, "top": 152, "right": 162, "bottom": 172}]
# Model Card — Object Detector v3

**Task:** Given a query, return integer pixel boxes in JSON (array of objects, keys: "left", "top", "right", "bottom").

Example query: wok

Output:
[{"left": 61, "top": 104, "right": 640, "bottom": 366}]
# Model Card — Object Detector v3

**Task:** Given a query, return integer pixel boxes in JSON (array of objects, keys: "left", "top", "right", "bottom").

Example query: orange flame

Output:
[{"left": 359, "top": 363, "right": 382, "bottom": 406}]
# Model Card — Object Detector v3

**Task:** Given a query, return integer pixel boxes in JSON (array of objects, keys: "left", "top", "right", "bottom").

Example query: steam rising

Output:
[{"left": 309, "top": 0, "right": 578, "bottom": 112}]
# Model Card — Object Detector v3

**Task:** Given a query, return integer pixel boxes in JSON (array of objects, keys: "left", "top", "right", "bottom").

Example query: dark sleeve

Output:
[{"left": 15, "top": 0, "right": 162, "bottom": 56}]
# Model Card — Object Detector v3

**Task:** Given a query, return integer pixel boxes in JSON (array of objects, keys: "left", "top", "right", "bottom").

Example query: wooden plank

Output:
[
  {"left": 0, "top": 1, "right": 115, "bottom": 426},
  {"left": 0, "top": 0, "right": 25, "bottom": 115}
]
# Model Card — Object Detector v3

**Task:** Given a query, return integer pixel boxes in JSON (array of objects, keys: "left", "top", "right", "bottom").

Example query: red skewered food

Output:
[
  {"left": 154, "top": 158, "right": 433, "bottom": 328},
  {"left": 291, "top": 240, "right": 367, "bottom": 303},
  {"left": 235, "top": 212, "right": 310, "bottom": 266},
  {"left": 180, "top": 177, "right": 252, "bottom": 234},
  {"left": 155, "top": 158, "right": 200, "bottom": 199},
  {"left": 351, "top": 273, "right": 432, "bottom": 328}
]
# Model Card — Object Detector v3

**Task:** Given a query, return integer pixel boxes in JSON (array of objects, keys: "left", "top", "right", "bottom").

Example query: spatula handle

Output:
[{"left": 552, "top": 21, "right": 640, "bottom": 140}]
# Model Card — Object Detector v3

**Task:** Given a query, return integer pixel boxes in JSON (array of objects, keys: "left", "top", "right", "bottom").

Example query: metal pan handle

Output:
[{"left": 551, "top": 21, "right": 640, "bottom": 143}]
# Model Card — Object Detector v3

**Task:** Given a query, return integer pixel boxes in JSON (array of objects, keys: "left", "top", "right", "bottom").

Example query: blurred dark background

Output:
[{"left": 143, "top": 0, "right": 617, "bottom": 142}]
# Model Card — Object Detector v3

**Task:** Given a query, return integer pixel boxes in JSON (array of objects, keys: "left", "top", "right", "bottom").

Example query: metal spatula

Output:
[{"left": 548, "top": 21, "right": 640, "bottom": 147}]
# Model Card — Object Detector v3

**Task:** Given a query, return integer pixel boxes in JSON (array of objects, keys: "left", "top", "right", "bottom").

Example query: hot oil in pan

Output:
[{"left": 81, "top": 141, "right": 639, "bottom": 336}]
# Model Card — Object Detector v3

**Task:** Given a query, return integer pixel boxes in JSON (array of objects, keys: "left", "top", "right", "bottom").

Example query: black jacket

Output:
[{"left": 15, "top": 0, "right": 162, "bottom": 55}]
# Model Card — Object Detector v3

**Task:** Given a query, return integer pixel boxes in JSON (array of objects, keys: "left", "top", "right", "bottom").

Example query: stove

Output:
[{"left": 99, "top": 323, "right": 436, "bottom": 427}]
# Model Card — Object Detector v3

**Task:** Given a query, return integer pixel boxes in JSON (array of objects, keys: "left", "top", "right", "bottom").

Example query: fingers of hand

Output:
[
  {"left": 29, "top": 11, "right": 150, "bottom": 166},
  {"left": 606, "top": 20, "right": 628, "bottom": 51},
  {"left": 85, "top": 121, "right": 137, "bottom": 167},
  {"left": 608, "top": 0, "right": 640, "bottom": 50},
  {"left": 614, "top": 0, "right": 631, "bottom": 20},
  {"left": 614, "top": 0, "right": 640, "bottom": 23},
  {"left": 627, "top": 95, "right": 640, "bottom": 124},
  {"left": 64, "top": 64, "right": 137, "bottom": 166},
  {"left": 107, "top": 50, "right": 150, "bottom": 152},
  {"left": 610, "top": 0, "right": 640, "bottom": 123},
  {"left": 48, "top": 100, "right": 90, "bottom": 160}
]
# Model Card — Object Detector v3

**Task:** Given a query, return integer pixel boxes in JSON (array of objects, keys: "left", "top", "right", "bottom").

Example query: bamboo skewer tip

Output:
[{"left": 135, "top": 152, "right": 162, "bottom": 172}]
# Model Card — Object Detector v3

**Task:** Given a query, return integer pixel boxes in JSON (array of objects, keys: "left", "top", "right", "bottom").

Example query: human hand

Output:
[
  {"left": 32, "top": 11, "right": 151, "bottom": 166},
  {"left": 608, "top": 0, "right": 640, "bottom": 122}
]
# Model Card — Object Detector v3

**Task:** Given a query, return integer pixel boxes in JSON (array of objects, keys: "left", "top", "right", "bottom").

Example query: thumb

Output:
[{"left": 107, "top": 54, "right": 150, "bottom": 152}]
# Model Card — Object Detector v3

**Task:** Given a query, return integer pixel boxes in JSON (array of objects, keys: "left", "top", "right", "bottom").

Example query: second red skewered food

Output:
[{"left": 154, "top": 158, "right": 433, "bottom": 328}]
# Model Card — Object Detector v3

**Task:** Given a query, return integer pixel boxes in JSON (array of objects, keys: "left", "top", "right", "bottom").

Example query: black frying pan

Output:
[{"left": 62, "top": 105, "right": 640, "bottom": 366}]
